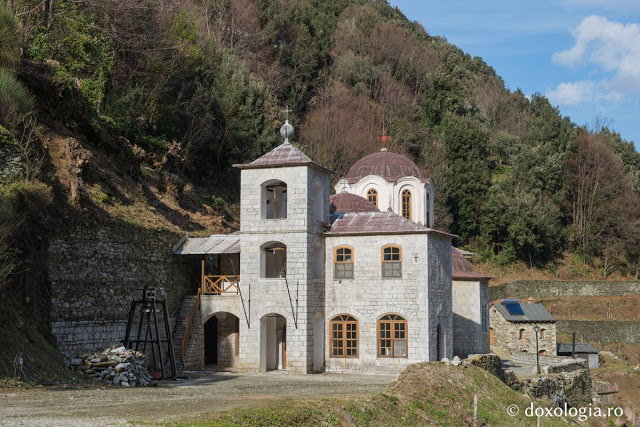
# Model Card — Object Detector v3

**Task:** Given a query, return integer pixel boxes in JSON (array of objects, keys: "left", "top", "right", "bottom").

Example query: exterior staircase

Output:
[
  {"left": 171, "top": 295, "right": 198, "bottom": 372},
  {"left": 490, "top": 346, "right": 512, "bottom": 360}
]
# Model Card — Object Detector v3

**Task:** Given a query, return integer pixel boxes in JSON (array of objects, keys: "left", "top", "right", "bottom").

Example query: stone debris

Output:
[{"left": 67, "top": 345, "right": 154, "bottom": 387}]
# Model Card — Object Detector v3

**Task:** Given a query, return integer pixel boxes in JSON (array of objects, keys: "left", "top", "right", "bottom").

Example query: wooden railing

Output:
[
  {"left": 202, "top": 275, "right": 240, "bottom": 295},
  {"left": 180, "top": 287, "right": 201, "bottom": 362}
]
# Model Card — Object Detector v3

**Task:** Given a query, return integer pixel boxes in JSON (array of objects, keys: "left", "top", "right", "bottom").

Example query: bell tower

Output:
[{"left": 233, "top": 117, "right": 332, "bottom": 373}]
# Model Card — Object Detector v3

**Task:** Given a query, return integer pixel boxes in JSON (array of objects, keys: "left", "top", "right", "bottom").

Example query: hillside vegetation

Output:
[{"left": 2, "top": 0, "right": 640, "bottom": 280}]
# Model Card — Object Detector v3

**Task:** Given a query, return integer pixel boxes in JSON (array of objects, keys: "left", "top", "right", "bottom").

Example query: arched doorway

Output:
[
  {"left": 204, "top": 316, "right": 218, "bottom": 364},
  {"left": 259, "top": 314, "right": 287, "bottom": 372},
  {"left": 204, "top": 312, "right": 240, "bottom": 368}
]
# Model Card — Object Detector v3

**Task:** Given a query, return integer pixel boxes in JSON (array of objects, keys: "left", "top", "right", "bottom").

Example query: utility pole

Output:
[{"left": 533, "top": 325, "right": 541, "bottom": 375}]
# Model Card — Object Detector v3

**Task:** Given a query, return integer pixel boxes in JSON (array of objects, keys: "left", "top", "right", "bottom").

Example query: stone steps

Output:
[{"left": 169, "top": 295, "right": 199, "bottom": 372}]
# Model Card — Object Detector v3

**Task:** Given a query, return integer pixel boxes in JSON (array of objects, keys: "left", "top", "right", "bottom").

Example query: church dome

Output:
[
  {"left": 345, "top": 151, "right": 424, "bottom": 183},
  {"left": 330, "top": 193, "right": 380, "bottom": 214}
]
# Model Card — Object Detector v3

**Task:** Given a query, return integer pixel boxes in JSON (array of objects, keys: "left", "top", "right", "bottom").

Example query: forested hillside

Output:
[{"left": 2, "top": 0, "right": 640, "bottom": 279}]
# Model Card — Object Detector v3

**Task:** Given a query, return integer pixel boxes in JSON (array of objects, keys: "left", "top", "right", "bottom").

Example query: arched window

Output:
[
  {"left": 262, "top": 180, "right": 287, "bottom": 219},
  {"left": 367, "top": 188, "right": 378, "bottom": 207},
  {"left": 426, "top": 192, "right": 431, "bottom": 227},
  {"left": 330, "top": 315, "right": 358, "bottom": 358},
  {"left": 334, "top": 246, "right": 354, "bottom": 279},
  {"left": 401, "top": 190, "right": 412, "bottom": 220},
  {"left": 540, "top": 329, "right": 545, "bottom": 339},
  {"left": 262, "top": 242, "right": 286, "bottom": 278},
  {"left": 378, "top": 314, "right": 408, "bottom": 358},
  {"left": 539, "top": 350, "right": 546, "bottom": 355},
  {"left": 381, "top": 245, "right": 402, "bottom": 278},
  {"left": 519, "top": 329, "right": 525, "bottom": 340}
]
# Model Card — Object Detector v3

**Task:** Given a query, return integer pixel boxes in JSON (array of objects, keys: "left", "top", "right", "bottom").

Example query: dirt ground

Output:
[{"left": 0, "top": 370, "right": 395, "bottom": 426}]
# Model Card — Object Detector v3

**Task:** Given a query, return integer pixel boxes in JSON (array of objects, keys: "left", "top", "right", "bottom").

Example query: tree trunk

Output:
[{"left": 44, "top": 0, "right": 51, "bottom": 29}]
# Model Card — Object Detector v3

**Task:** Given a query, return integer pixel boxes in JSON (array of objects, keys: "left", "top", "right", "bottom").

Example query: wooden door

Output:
[
  {"left": 490, "top": 328, "right": 494, "bottom": 346},
  {"left": 282, "top": 329, "right": 287, "bottom": 369}
]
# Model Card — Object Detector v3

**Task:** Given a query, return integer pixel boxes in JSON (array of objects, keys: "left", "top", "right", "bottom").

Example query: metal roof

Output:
[
  {"left": 330, "top": 193, "right": 380, "bottom": 214},
  {"left": 557, "top": 343, "right": 598, "bottom": 354},
  {"left": 174, "top": 233, "right": 240, "bottom": 255},
  {"left": 345, "top": 151, "right": 429, "bottom": 184},
  {"left": 452, "top": 248, "right": 491, "bottom": 281},
  {"left": 233, "top": 141, "right": 333, "bottom": 173},
  {"left": 492, "top": 300, "right": 555, "bottom": 323},
  {"left": 328, "top": 210, "right": 429, "bottom": 234}
]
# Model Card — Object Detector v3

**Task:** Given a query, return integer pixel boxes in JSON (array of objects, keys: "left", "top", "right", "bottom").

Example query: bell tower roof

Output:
[{"left": 233, "top": 114, "right": 333, "bottom": 174}]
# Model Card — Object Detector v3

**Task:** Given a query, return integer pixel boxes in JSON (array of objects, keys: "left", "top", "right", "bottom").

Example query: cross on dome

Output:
[{"left": 378, "top": 130, "right": 390, "bottom": 152}]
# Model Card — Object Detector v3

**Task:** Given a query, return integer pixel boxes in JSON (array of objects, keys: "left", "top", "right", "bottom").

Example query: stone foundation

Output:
[{"left": 52, "top": 320, "right": 128, "bottom": 356}]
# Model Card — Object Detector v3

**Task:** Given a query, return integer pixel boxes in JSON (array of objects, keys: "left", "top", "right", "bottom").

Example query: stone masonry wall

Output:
[
  {"left": 428, "top": 233, "right": 453, "bottom": 361},
  {"left": 453, "top": 280, "right": 489, "bottom": 357},
  {"left": 490, "top": 280, "right": 640, "bottom": 300},
  {"left": 556, "top": 320, "right": 640, "bottom": 344},
  {"left": 323, "top": 232, "right": 452, "bottom": 374},
  {"left": 490, "top": 305, "right": 556, "bottom": 355},
  {"left": 48, "top": 223, "right": 195, "bottom": 355},
  {"left": 236, "top": 164, "right": 328, "bottom": 373}
]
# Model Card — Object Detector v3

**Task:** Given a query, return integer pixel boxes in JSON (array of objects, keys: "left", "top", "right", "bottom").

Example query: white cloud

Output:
[
  {"left": 548, "top": 16, "right": 640, "bottom": 105},
  {"left": 547, "top": 81, "right": 596, "bottom": 105}
]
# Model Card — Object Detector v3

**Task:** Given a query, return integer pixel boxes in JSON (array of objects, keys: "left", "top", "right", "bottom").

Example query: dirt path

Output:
[{"left": 0, "top": 371, "right": 395, "bottom": 426}]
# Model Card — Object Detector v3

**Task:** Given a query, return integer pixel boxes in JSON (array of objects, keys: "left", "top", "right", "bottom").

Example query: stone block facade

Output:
[
  {"left": 323, "top": 232, "right": 452, "bottom": 374},
  {"left": 234, "top": 164, "right": 329, "bottom": 373},
  {"left": 490, "top": 305, "right": 556, "bottom": 356},
  {"left": 452, "top": 280, "right": 490, "bottom": 357}
]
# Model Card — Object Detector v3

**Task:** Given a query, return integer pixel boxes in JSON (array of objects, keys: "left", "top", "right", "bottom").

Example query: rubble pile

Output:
[{"left": 66, "top": 345, "right": 154, "bottom": 387}]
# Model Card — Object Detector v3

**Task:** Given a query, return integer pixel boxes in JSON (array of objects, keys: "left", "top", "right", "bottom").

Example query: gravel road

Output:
[{"left": 0, "top": 371, "right": 395, "bottom": 426}]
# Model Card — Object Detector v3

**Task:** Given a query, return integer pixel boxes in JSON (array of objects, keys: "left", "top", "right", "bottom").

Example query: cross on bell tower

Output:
[{"left": 283, "top": 105, "right": 292, "bottom": 121}]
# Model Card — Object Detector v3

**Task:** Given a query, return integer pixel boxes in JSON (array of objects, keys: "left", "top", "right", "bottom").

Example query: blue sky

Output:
[{"left": 389, "top": 0, "right": 640, "bottom": 149}]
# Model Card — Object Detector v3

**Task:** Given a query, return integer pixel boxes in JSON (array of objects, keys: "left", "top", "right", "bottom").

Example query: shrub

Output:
[
  {"left": 0, "top": 70, "right": 35, "bottom": 128},
  {"left": 0, "top": 4, "right": 20, "bottom": 71}
]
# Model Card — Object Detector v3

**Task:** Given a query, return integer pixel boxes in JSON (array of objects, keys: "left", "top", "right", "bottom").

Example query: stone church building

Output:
[{"left": 174, "top": 120, "right": 489, "bottom": 374}]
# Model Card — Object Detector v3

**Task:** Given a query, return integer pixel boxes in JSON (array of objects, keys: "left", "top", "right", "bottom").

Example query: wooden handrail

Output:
[
  {"left": 202, "top": 275, "right": 240, "bottom": 295},
  {"left": 180, "top": 287, "right": 201, "bottom": 362}
]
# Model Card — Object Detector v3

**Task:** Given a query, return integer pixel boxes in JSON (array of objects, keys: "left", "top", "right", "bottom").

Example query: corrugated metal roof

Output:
[
  {"left": 493, "top": 301, "right": 555, "bottom": 323},
  {"left": 557, "top": 343, "right": 598, "bottom": 354},
  {"left": 174, "top": 233, "right": 240, "bottom": 255},
  {"left": 328, "top": 211, "right": 430, "bottom": 234}
]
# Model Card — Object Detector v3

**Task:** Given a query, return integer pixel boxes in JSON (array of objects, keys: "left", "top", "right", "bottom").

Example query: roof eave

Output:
[
  {"left": 325, "top": 229, "right": 455, "bottom": 238},
  {"left": 233, "top": 161, "right": 335, "bottom": 175}
]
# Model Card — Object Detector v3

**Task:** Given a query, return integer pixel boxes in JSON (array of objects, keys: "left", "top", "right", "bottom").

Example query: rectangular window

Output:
[
  {"left": 382, "top": 246, "right": 402, "bottom": 278},
  {"left": 334, "top": 246, "right": 354, "bottom": 279}
]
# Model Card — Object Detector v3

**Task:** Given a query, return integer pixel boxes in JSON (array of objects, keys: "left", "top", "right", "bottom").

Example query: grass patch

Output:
[{"left": 160, "top": 364, "right": 580, "bottom": 426}]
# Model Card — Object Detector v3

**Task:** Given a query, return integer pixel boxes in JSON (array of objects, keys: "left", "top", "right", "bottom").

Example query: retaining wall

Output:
[{"left": 490, "top": 280, "right": 640, "bottom": 300}]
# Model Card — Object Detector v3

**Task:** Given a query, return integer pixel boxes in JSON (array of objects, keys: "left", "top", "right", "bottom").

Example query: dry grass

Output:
[{"left": 165, "top": 364, "right": 592, "bottom": 426}]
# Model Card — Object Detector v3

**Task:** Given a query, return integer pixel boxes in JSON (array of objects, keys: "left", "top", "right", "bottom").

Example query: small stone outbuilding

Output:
[
  {"left": 557, "top": 343, "right": 599, "bottom": 369},
  {"left": 490, "top": 298, "right": 556, "bottom": 356}
]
